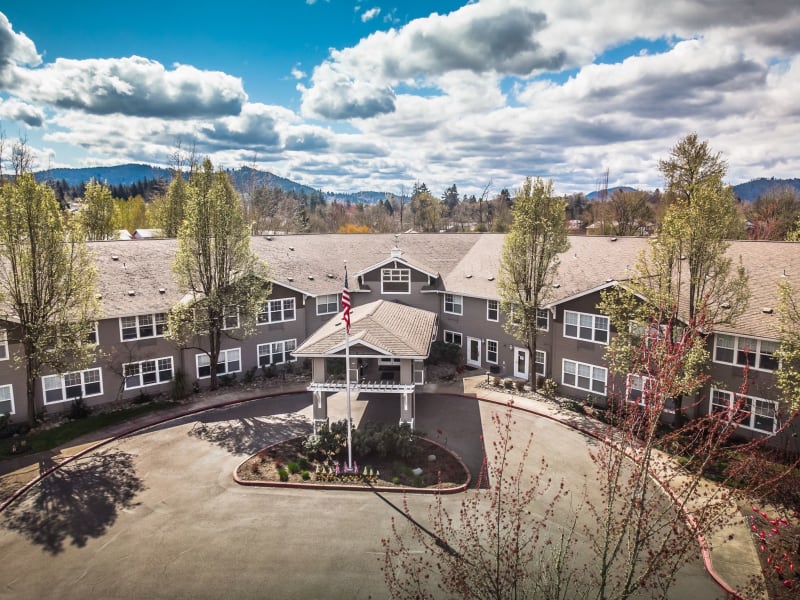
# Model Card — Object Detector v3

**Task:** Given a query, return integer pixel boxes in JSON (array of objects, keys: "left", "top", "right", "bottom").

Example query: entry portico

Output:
[{"left": 293, "top": 299, "right": 437, "bottom": 430}]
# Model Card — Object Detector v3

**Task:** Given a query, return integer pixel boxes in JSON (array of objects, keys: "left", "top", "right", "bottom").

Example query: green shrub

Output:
[
  {"left": 391, "top": 476, "right": 400, "bottom": 484},
  {"left": 304, "top": 420, "right": 351, "bottom": 461},
  {"left": 301, "top": 470, "right": 311, "bottom": 481},
  {"left": 503, "top": 378, "right": 514, "bottom": 390},
  {"left": 287, "top": 461, "right": 300, "bottom": 474},
  {"left": 69, "top": 397, "right": 91, "bottom": 420},
  {"left": 298, "top": 457, "right": 310, "bottom": 470},
  {"left": 514, "top": 379, "right": 526, "bottom": 392},
  {"left": 219, "top": 374, "right": 236, "bottom": 387},
  {"left": 412, "top": 475, "right": 423, "bottom": 487},
  {"left": 540, "top": 378, "right": 558, "bottom": 398},
  {"left": 351, "top": 422, "right": 415, "bottom": 460},
  {"left": 561, "top": 399, "right": 586, "bottom": 414},
  {"left": 261, "top": 364, "right": 276, "bottom": 379},
  {"left": 426, "top": 341, "right": 462, "bottom": 365},
  {"left": 277, "top": 467, "right": 289, "bottom": 482},
  {"left": 243, "top": 367, "right": 257, "bottom": 384},
  {"left": 171, "top": 369, "right": 189, "bottom": 400}
]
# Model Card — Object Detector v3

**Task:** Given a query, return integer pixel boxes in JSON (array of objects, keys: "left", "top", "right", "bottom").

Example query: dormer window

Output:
[{"left": 381, "top": 268, "right": 410, "bottom": 294}]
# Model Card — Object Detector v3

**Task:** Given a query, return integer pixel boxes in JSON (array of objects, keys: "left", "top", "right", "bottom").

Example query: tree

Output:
[
  {"left": 775, "top": 280, "right": 800, "bottom": 414},
  {"left": 79, "top": 179, "right": 116, "bottom": 240},
  {"left": 168, "top": 158, "right": 270, "bottom": 390},
  {"left": 608, "top": 189, "right": 653, "bottom": 236},
  {"left": 151, "top": 173, "right": 188, "bottom": 237},
  {"left": 745, "top": 186, "right": 800, "bottom": 241},
  {"left": 410, "top": 183, "right": 440, "bottom": 232},
  {"left": 498, "top": 177, "right": 568, "bottom": 387},
  {"left": 112, "top": 195, "right": 149, "bottom": 233},
  {"left": 0, "top": 166, "right": 99, "bottom": 425}
]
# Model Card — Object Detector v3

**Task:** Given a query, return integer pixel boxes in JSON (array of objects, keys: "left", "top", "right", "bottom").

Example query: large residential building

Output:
[{"left": 0, "top": 233, "right": 797, "bottom": 450}]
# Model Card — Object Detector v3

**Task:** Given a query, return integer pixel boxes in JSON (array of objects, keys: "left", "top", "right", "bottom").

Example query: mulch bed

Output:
[
  {"left": 236, "top": 436, "right": 469, "bottom": 490},
  {"left": 742, "top": 505, "right": 800, "bottom": 598}
]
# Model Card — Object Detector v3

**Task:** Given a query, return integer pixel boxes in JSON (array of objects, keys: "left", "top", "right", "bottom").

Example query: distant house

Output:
[
  {"left": 117, "top": 229, "right": 133, "bottom": 240},
  {"left": 132, "top": 229, "right": 161, "bottom": 240}
]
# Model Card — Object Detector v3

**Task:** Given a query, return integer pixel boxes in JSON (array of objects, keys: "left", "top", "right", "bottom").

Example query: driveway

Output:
[{"left": 0, "top": 392, "right": 722, "bottom": 599}]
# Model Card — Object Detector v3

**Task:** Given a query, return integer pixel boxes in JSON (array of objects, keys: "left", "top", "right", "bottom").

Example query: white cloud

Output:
[
  {"left": 361, "top": 8, "right": 381, "bottom": 23},
  {"left": 0, "top": 97, "right": 44, "bottom": 126}
]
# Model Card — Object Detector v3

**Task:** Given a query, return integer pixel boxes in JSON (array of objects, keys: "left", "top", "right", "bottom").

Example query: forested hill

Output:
[{"left": 732, "top": 178, "right": 800, "bottom": 202}]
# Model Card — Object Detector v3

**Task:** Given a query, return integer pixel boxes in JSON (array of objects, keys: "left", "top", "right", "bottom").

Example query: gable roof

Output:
[{"left": 293, "top": 299, "right": 437, "bottom": 359}]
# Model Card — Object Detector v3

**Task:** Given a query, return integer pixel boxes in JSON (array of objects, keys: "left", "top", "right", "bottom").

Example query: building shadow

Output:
[{"left": 2, "top": 449, "right": 144, "bottom": 555}]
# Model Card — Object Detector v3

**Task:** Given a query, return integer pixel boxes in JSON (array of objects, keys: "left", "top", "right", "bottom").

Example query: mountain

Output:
[
  {"left": 35, "top": 164, "right": 172, "bottom": 187},
  {"left": 732, "top": 178, "right": 800, "bottom": 202},
  {"left": 585, "top": 186, "right": 637, "bottom": 200}
]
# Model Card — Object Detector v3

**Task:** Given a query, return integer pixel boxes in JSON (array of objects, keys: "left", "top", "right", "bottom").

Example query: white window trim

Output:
[
  {"left": 119, "top": 313, "right": 167, "bottom": 341},
  {"left": 535, "top": 350, "right": 546, "bottom": 378},
  {"left": 563, "top": 310, "right": 610, "bottom": 345},
  {"left": 257, "top": 339, "right": 297, "bottom": 368},
  {"left": 316, "top": 294, "right": 339, "bottom": 316},
  {"left": 42, "top": 368, "right": 103, "bottom": 405},
  {"left": 443, "top": 330, "right": 462, "bottom": 347},
  {"left": 713, "top": 334, "right": 780, "bottom": 372},
  {"left": 561, "top": 359, "right": 607, "bottom": 396},
  {"left": 486, "top": 300, "right": 499, "bottom": 322},
  {"left": 222, "top": 306, "right": 240, "bottom": 331},
  {"left": 196, "top": 348, "right": 242, "bottom": 379},
  {"left": 444, "top": 293, "right": 463, "bottom": 316},
  {"left": 536, "top": 308, "right": 549, "bottom": 331},
  {"left": 123, "top": 356, "right": 174, "bottom": 390},
  {"left": 381, "top": 268, "right": 411, "bottom": 294},
  {"left": 378, "top": 357, "right": 401, "bottom": 365},
  {"left": 0, "top": 384, "right": 15, "bottom": 415},
  {"left": 258, "top": 298, "right": 296, "bottom": 325},
  {"left": 486, "top": 339, "right": 499, "bottom": 364},
  {"left": 0, "top": 329, "right": 7, "bottom": 361},
  {"left": 709, "top": 387, "right": 778, "bottom": 434},
  {"left": 87, "top": 321, "right": 99, "bottom": 346}
]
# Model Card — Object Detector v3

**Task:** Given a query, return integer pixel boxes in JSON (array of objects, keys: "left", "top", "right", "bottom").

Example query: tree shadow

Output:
[
  {"left": 188, "top": 413, "right": 312, "bottom": 456},
  {"left": 2, "top": 449, "right": 144, "bottom": 555}
]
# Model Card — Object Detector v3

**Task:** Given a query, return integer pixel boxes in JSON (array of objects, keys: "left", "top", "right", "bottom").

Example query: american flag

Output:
[{"left": 342, "top": 269, "right": 351, "bottom": 334}]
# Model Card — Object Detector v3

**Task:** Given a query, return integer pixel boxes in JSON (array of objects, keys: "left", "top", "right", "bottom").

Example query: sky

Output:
[{"left": 0, "top": 0, "right": 799, "bottom": 196}]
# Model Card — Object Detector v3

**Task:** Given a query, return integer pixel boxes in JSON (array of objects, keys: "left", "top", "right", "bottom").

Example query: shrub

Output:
[
  {"left": 492, "top": 376, "right": 502, "bottom": 386},
  {"left": 0, "top": 413, "right": 9, "bottom": 437},
  {"left": 250, "top": 461, "right": 260, "bottom": 474},
  {"left": 352, "top": 422, "right": 416, "bottom": 460},
  {"left": 69, "top": 397, "right": 91, "bottom": 420},
  {"left": 133, "top": 391, "right": 152, "bottom": 405},
  {"left": 540, "top": 378, "right": 558, "bottom": 398},
  {"left": 503, "top": 378, "right": 514, "bottom": 390},
  {"left": 412, "top": 475, "right": 423, "bottom": 487},
  {"left": 243, "top": 367, "right": 257, "bottom": 384},
  {"left": 426, "top": 341, "right": 462, "bottom": 365},
  {"left": 301, "top": 470, "right": 311, "bottom": 481},
  {"left": 561, "top": 399, "right": 586, "bottom": 414},
  {"left": 298, "top": 457, "right": 310, "bottom": 470},
  {"left": 171, "top": 369, "right": 189, "bottom": 400},
  {"left": 287, "top": 461, "right": 300, "bottom": 474},
  {"left": 219, "top": 374, "right": 236, "bottom": 387},
  {"left": 514, "top": 379, "right": 526, "bottom": 392},
  {"left": 277, "top": 467, "right": 289, "bottom": 482},
  {"left": 304, "top": 420, "right": 351, "bottom": 461},
  {"left": 391, "top": 476, "right": 400, "bottom": 485},
  {"left": 261, "top": 364, "right": 276, "bottom": 379}
]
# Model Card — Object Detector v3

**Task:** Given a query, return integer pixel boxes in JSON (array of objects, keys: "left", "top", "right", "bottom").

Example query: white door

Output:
[
  {"left": 466, "top": 337, "right": 481, "bottom": 368},
  {"left": 513, "top": 347, "right": 529, "bottom": 379}
]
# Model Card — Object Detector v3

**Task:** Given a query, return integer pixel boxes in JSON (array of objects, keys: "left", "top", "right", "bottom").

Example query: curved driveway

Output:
[{"left": 0, "top": 393, "right": 721, "bottom": 599}]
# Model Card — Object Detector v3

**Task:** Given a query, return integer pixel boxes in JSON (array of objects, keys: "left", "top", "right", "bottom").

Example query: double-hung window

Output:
[
  {"left": 714, "top": 334, "right": 779, "bottom": 371},
  {"left": 0, "top": 329, "right": 7, "bottom": 360},
  {"left": 535, "top": 350, "right": 546, "bottom": 377},
  {"left": 710, "top": 388, "right": 778, "bottom": 433},
  {"left": 258, "top": 298, "right": 296, "bottom": 324},
  {"left": 123, "top": 357, "right": 174, "bottom": 389},
  {"left": 196, "top": 348, "right": 241, "bottom": 378},
  {"left": 381, "top": 268, "right": 410, "bottom": 294},
  {"left": 564, "top": 310, "right": 609, "bottom": 344},
  {"left": 223, "top": 306, "right": 240, "bottom": 330},
  {"left": 536, "top": 309, "right": 549, "bottom": 331},
  {"left": 120, "top": 313, "right": 167, "bottom": 341},
  {"left": 486, "top": 300, "right": 499, "bottom": 322},
  {"left": 42, "top": 368, "right": 103, "bottom": 405},
  {"left": 444, "top": 330, "right": 462, "bottom": 347},
  {"left": 0, "top": 384, "right": 14, "bottom": 415},
  {"left": 257, "top": 339, "right": 296, "bottom": 367},
  {"left": 316, "top": 294, "right": 339, "bottom": 315},
  {"left": 562, "top": 359, "right": 607, "bottom": 395},
  {"left": 486, "top": 339, "right": 499, "bottom": 364},
  {"left": 444, "top": 294, "right": 463, "bottom": 315}
]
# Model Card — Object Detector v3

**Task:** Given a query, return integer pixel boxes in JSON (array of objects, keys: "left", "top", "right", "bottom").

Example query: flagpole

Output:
[{"left": 344, "top": 263, "right": 353, "bottom": 471}]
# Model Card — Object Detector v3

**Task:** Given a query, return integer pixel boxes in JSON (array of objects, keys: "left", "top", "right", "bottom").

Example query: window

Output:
[
  {"left": 42, "top": 368, "right": 103, "bottom": 405},
  {"left": 223, "top": 306, "right": 239, "bottom": 330},
  {"left": 562, "top": 359, "right": 607, "bottom": 395},
  {"left": 257, "top": 339, "right": 296, "bottom": 367},
  {"left": 0, "top": 329, "right": 7, "bottom": 361},
  {"left": 316, "top": 294, "right": 339, "bottom": 315},
  {"left": 444, "top": 294, "right": 463, "bottom": 315},
  {"left": 486, "top": 339, "right": 498, "bottom": 364},
  {"left": 564, "top": 310, "right": 609, "bottom": 344},
  {"left": 0, "top": 384, "right": 14, "bottom": 415},
  {"left": 535, "top": 350, "right": 546, "bottom": 377},
  {"left": 258, "top": 298, "right": 296, "bottom": 324},
  {"left": 120, "top": 313, "right": 167, "bottom": 341},
  {"left": 196, "top": 348, "right": 241, "bottom": 378},
  {"left": 487, "top": 300, "right": 499, "bottom": 322},
  {"left": 86, "top": 322, "right": 99, "bottom": 345},
  {"left": 444, "top": 330, "right": 462, "bottom": 347},
  {"left": 626, "top": 374, "right": 655, "bottom": 406},
  {"left": 381, "top": 268, "right": 410, "bottom": 294},
  {"left": 714, "top": 334, "right": 779, "bottom": 371},
  {"left": 537, "top": 309, "right": 549, "bottom": 331},
  {"left": 378, "top": 357, "right": 400, "bottom": 366},
  {"left": 123, "top": 357, "right": 173, "bottom": 389},
  {"left": 710, "top": 388, "right": 778, "bottom": 433}
]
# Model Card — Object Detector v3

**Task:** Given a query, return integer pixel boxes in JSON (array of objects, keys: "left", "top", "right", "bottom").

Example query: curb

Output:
[{"left": 232, "top": 436, "right": 471, "bottom": 495}]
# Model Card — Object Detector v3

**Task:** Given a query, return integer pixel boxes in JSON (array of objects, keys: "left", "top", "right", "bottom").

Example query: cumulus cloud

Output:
[
  {"left": 361, "top": 8, "right": 381, "bottom": 23},
  {"left": 0, "top": 97, "right": 44, "bottom": 126},
  {"left": 0, "top": 12, "right": 40, "bottom": 87}
]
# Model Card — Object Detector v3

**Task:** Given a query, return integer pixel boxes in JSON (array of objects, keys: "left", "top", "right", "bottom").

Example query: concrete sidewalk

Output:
[{"left": 0, "top": 374, "right": 764, "bottom": 599}]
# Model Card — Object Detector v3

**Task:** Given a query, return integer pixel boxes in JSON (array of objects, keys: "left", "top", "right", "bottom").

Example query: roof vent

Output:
[
  {"left": 111, "top": 254, "right": 119, "bottom": 261},
  {"left": 782, "top": 269, "right": 788, "bottom": 278},
  {"left": 127, "top": 290, "right": 136, "bottom": 296},
  {"left": 553, "top": 283, "right": 561, "bottom": 288},
  {"left": 289, "top": 246, "right": 295, "bottom": 251},
  {"left": 326, "top": 273, "right": 334, "bottom": 279},
  {"left": 287, "top": 277, "right": 294, "bottom": 282},
  {"left": 265, "top": 236, "right": 273, "bottom": 241},
  {"left": 762, "top": 307, "right": 773, "bottom": 314},
  {"left": 465, "top": 274, "right": 472, "bottom": 279},
  {"left": 721, "top": 302, "right": 731, "bottom": 309},
  {"left": 158, "top": 287, "right": 166, "bottom": 294},
  {"left": 680, "top": 255, "right": 687, "bottom": 260},
  {"left": 95, "top": 293, "right": 103, "bottom": 300},
  {"left": 610, "top": 237, "right": 617, "bottom": 242},
  {"left": 487, "top": 276, "right": 494, "bottom": 281},
  {"left": 308, "top": 275, "right": 314, "bottom": 280},
  {"left": 606, "top": 277, "right": 613, "bottom": 283}
]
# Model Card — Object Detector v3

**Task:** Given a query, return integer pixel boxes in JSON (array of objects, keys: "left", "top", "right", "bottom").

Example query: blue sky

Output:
[{"left": 1, "top": 1, "right": 799, "bottom": 196}]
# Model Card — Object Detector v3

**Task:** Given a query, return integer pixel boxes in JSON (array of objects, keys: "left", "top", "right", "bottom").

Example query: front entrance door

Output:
[
  {"left": 513, "top": 347, "right": 529, "bottom": 380},
  {"left": 467, "top": 337, "right": 481, "bottom": 368}
]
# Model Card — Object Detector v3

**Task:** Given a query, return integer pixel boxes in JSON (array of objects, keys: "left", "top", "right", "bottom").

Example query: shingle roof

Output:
[{"left": 293, "top": 299, "right": 436, "bottom": 358}]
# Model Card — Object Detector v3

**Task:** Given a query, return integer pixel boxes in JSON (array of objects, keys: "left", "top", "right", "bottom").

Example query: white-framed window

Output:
[
  {"left": 381, "top": 268, "right": 410, "bottom": 294},
  {"left": 563, "top": 310, "right": 609, "bottom": 344},
  {"left": 486, "top": 339, "right": 499, "bottom": 364},
  {"left": 0, "top": 384, "right": 14, "bottom": 415},
  {"left": 378, "top": 357, "right": 401, "bottom": 365},
  {"left": 316, "top": 294, "right": 339, "bottom": 315},
  {"left": 562, "top": 359, "right": 607, "bottom": 396},
  {"left": 710, "top": 388, "right": 778, "bottom": 433},
  {"left": 627, "top": 373, "right": 676, "bottom": 413},
  {"left": 257, "top": 339, "right": 296, "bottom": 367},
  {"left": 444, "top": 330, "right": 462, "bottom": 347},
  {"left": 713, "top": 334, "right": 779, "bottom": 372},
  {"left": 196, "top": 348, "right": 241, "bottom": 378},
  {"left": 535, "top": 350, "right": 546, "bottom": 377},
  {"left": 119, "top": 313, "right": 167, "bottom": 341},
  {"left": 223, "top": 306, "right": 240, "bottom": 330},
  {"left": 42, "top": 368, "right": 103, "bottom": 405},
  {"left": 537, "top": 309, "right": 549, "bottom": 331},
  {"left": 86, "top": 322, "right": 99, "bottom": 345},
  {"left": 123, "top": 357, "right": 174, "bottom": 390},
  {"left": 258, "top": 298, "right": 296, "bottom": 324},
  {"left": 0, "top": 329, "right": 7, "bottom": 361},
  {"left": 487, "top": 300, "right": 499, "bottom": 322},
  {"left": 444, "top": 294, "right": 463, "bottom": 315}
]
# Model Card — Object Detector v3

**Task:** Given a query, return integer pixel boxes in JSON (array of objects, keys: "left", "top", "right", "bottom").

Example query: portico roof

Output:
[{"left": 293, "top": 299, "right": 437, "bottom": 359}]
